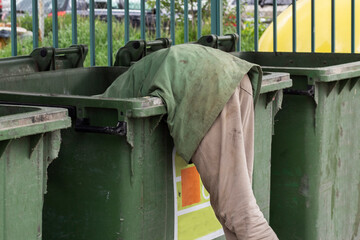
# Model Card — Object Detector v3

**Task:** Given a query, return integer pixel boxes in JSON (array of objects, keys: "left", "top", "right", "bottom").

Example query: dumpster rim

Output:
[{"left": 0, "top": 104, "right": 71, "bottom": 141}]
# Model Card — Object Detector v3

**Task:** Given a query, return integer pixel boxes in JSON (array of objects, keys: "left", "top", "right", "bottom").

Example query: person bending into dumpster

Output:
[{"left": 101, "top": 44, "right": 278, "bottom": 240}]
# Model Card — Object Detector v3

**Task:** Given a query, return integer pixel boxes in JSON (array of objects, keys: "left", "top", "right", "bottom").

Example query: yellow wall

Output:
[{"left": 259, "top": 0, "right": 360, "bottom": 53}]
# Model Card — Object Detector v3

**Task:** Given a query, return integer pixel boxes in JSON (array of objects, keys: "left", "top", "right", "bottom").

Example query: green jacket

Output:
[{"left": 102, "top": 44, "right": 262, "bottom": 162}]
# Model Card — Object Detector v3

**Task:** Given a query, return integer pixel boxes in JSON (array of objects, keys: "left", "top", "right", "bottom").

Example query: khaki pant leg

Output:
[{"left": 192, "top": 75, "right": 278, "bottom": 240}]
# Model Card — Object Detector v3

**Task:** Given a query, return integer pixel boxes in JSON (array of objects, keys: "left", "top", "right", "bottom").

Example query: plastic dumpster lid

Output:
[
  {"left": 0, "top": 45, "right": 88, "bottom": 78},
  {"left": 114, "top": 38, "right": 172, "bottom": 67},
  {"left": 0, "top": 104, "right": 71, "bottom": 141},
  {"left": 231, "top": 51, "right": 360, "bottom": 82},
  {"left": 261, "top": 72, "right": 292, "bottom": 94},
  {"left": 0, "top": 66, "right": 166, "bottom": 136}
]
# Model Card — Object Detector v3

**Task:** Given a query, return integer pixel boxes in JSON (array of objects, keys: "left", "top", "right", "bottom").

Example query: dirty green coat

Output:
[{"left": 102, "top": 44, "right": 262, "bottom": 162}]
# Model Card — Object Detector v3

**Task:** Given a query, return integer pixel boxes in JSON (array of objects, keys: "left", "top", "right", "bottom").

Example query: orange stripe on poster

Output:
[{"left": 181, "top": 166, "right": 201, "bottom": 207}]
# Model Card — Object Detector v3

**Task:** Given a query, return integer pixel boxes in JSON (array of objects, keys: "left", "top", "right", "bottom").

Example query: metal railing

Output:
[{"left": 3, "top": 0, "right": 359, "bottom": 66}]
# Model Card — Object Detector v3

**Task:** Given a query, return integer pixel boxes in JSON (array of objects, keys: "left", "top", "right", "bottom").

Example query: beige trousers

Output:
[{"left": 192, "top": 75, "right": 278, "bottom": 240}]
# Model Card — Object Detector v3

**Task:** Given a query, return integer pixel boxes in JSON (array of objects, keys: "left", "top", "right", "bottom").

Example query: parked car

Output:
[
  {"left": 92, "top": 0, "right": 162, "bottom": 32},
  {"left": 2, "top": 0, "right": 88, "bottom": 19},
  {"left": 242, "top": 0, "right": 293, "bottom": 6}
]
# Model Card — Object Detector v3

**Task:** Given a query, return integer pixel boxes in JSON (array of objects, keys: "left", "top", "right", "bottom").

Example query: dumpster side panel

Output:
[
  {"left": 271, "top": 76, "right": 360, "bottom": 240},
  {"left": 0, "top": 135, "right": 45, "bottom": 240},
  {"left": 43, "top": 130, "right": 130, "bottom": 239},
  {"left": 315, "top": 79, "right": 360, "bottom": 239},
  {"left": 253, "top": 93, "right": 273, "bottom": 221},
  {"left": 119, "top": 117, "right": 174, "bottom": 239},
  {"left": 142, "top": 117, "right": 174, "bottom": 239},
  {"left": 43, "top": 117, "right": 174, "bottom": 240},
  {"left": 270, "top": 75, "right": 320, "bottom": 239}
]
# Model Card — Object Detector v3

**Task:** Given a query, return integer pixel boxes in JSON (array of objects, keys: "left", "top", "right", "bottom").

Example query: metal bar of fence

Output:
[
  {"left": 218, "top": 0, "right": 222, "bottom": 35},
  {"left": 107, "top": 0, "right": 113, "bottom": 66},
  {"left": 125, "top": 0, "right": 129, "bottom": 43},
  {"left": 10, "top": 0, "right": 16, "bottom": 56},
  {"left": 211, "top": 0, "right": 216, "bottom": 34},
  {"left": 71, "top": 0, "right": 77, "bottom": 44},
  {"left": 292, "top": 0, "right": 296, "bottom": 52},
  {"left": 331, "top": 0, "right": 335, "bottom": 52},
  {"left": 254, "top": 0, "right": 258, "bottom": 51},
  {"left": 141, "top": 0, "right": 145, "bottom": 39},
  {"left": 184, "top": 0, "right": 188, "bottom": 43},
  {"left": 170, "top": 0, "right": 175, "bottom": 45},
  {"left": 211, "top": 0, "right": 222, "bottom": 35},
  {"left": 197, "top": 0, "right": 202, "bottom": 40},
  {"left": 273, "top": 0, "right": 277, "bottom": 52},
  {"left": 236, "top": 0, "right": 240, "bottom": 51},
  {"left": 32, "top": 0, "right": 39, "bottom": 49},
  {"left": 311, "top": 0, "right": 315, "bottom": 52},
  {"left": 89, "top": 0, "right": 95, "bottom": 66},
  {"left": 52, "top": 0, "right": 58, "bottom": 48},
  {"left": 51, "top": 0, "right": 58, "bottom": 47},
  {"left": 156, "top": 0, "right": 160, "bottom": 38},
  {"left": 351, "top": 0, "right": 355, "bottom": 53}
]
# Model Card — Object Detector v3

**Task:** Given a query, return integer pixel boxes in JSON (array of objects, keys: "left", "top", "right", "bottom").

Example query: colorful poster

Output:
[{"left": 172, "top": 148, "right": 225, "bottom": 240}]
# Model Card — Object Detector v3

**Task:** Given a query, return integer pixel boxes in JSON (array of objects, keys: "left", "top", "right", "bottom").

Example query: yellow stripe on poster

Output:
[
  {"left": 172, "top": 149, "right": 225, "bottom": 240},
  {"left": 178, "top": 206, "right": 223, "bottom": 240}
]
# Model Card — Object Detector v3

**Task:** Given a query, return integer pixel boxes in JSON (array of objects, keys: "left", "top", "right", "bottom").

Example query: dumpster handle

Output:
[
  {"left": 283, "top": 85, "right": 315, "bottom": 97},
  {"left": 55, "top": 48, "right": 81, "bottom": 55},
  {"left": 75, "top": 119, "right": 127, "bottom": 136}
]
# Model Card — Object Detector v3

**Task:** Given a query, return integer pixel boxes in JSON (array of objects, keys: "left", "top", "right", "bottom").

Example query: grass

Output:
[{"left": 0, "top": 14, "right": 266, "bottom": 66}]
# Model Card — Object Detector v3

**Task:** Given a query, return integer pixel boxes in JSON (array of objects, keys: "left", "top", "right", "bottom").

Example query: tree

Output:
[{"left": 147, "top": 0, "right": 229, "bottom": 32}]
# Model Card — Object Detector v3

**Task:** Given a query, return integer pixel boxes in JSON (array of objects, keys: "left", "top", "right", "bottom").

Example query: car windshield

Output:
[
  {"left": 116, "top": 0, "right": 151, "bottom": 10},
  {"left": 130, "top": 0, "right": 151, "bottom": 10},
  {"left": 16, "top": 0, "right": 68, "bottom": 13}
]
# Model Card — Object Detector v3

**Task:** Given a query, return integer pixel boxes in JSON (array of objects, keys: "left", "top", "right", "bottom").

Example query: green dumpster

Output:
[
  {"left": 0, "top": 45, "right": 87, "bottom": 78},
  {"left": 231, "top": 51, "right": 360, "bottom": 240},
  {"left": 0, "top": 104, "right": 70, "bottom": 240},
  {"left": 0, "top": 60, "right": 291, "bottom": 239},
  {"left": 0, "top": 67, "right": 174, "bottom": 240}
]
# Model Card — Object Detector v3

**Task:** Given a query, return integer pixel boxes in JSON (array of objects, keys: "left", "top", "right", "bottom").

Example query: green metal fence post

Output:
[
  {"left": 273, "top": 0, "right": 277, "bottom": 52},
  {"left": 236, "top": 0, "right": 241, "bottom": 51},
  {"left": 156, "top": 0, "right": 161, "bottom": 38},
  {"left": 254, "top": 0, "right": 258, "bottom": 51},
  {"left": 52, "top": 0, "right": 58, "bottom": 48},
  {"left": 125, "top": 0, "right": 129, "bottom": 43},
  {"left": 107, "top": 0, "right": 113, "bottom": 66},
  {"left": 32, "top": 0, "right": 39, "bottom": 49},
  {"left": 311, "top": 0, "right": 315, "bottom": 52},
  {"left": 10, "top": 0, "right": 17, "bottom": 56},
  {"left": 351, "top": 0, "right": 355, "bottom": 53},
  {"left": 89, "top": 0, "right": 95, "bottom": 66},
  {"left": 197, "top": 0, "right": 202, "bottom": 40},
  {"left": 170, "top": 0, "right": 175, "bottom": 45},
  {"left": 211, "top": 0, "right": 222, "bottom": 36},
  {"left": 72, "top": 0, "right": 78, "bottom": 44},
  {"left": 292, "top": 0, "right": 296, "bottom": 52},
  {"left": 141, "top": 0, "right": 145, "bottom": 39},
  {"left": 184, "top": 0, "right": 189, "bottom": 42},
  {"left": 331, "top": 0, "right": 335, "bottom": 52}
]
